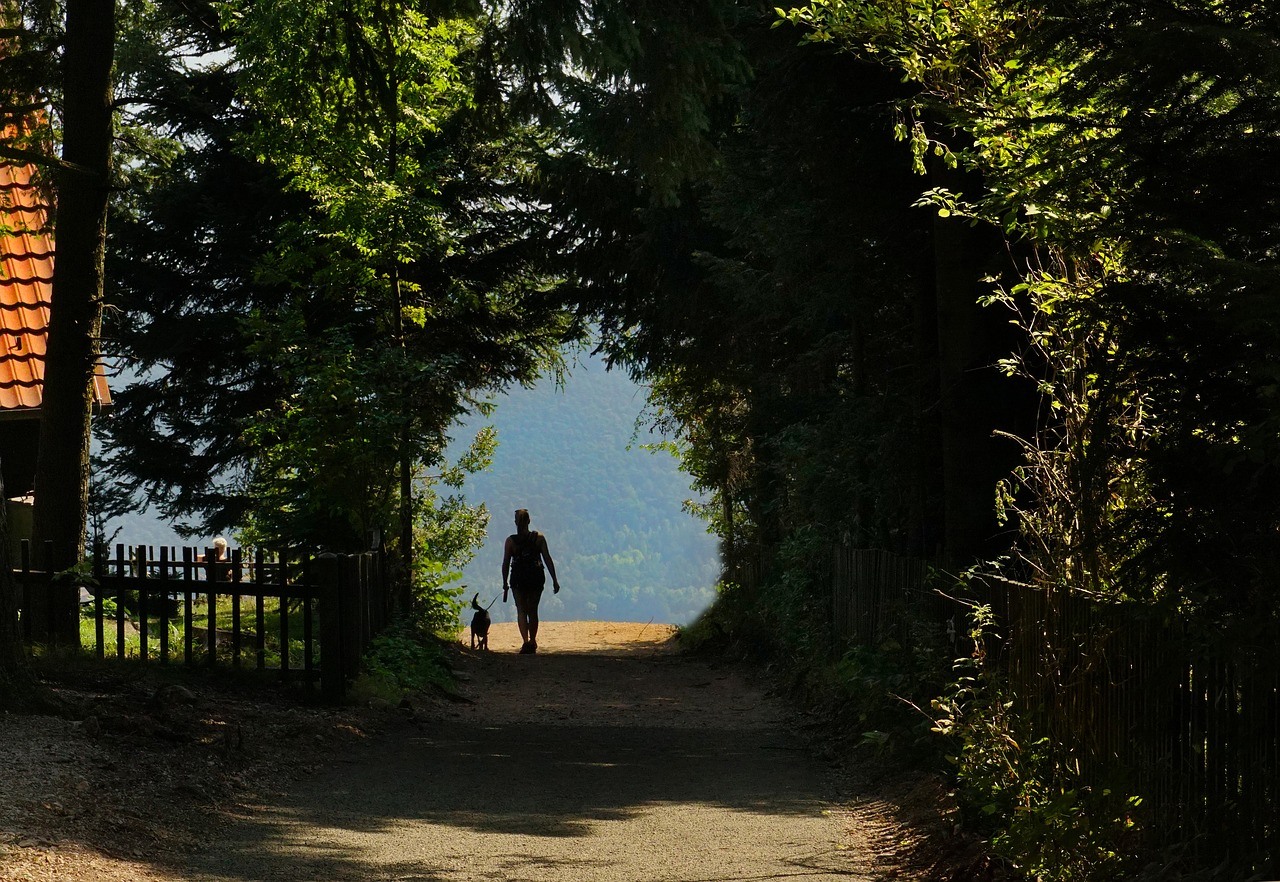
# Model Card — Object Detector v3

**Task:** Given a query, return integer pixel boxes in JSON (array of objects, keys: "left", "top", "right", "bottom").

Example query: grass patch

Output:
[{"left": 78, "top": 593, "right": 316, "bottom": 670}]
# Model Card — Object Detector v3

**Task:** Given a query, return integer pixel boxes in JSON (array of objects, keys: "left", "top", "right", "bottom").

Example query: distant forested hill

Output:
[
  {"left": 454, "top": 354, "right": 720, "bottom": 626},
  {"left": 97, "top": 354, "right": 719, "bottom": 626}
]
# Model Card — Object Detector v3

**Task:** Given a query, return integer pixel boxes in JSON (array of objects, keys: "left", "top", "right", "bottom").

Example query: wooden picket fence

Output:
[
  {"left": 15, "top": 541, "right": 391, "bottom": 702},
  {"left": 830, "top": 546, "right": 1280, "bottom": 872}
]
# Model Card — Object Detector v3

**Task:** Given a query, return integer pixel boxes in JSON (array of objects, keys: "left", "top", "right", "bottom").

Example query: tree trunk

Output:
[
  {"left": 849, "top": 316, "right": 874, "bottom": 544},
  {"left": 911, "top": 251, "right": 943, "bottom": 559},
  {"left": 930, "top": 162, "right": 1011, "bottom": 566},
  {"left": 398, "top": 422, "right": 413, "bottom": 613},
  {"left": 385, "top": 15, "right": 414, "bottom": 615},
  {"left": 29, "top": 0, "right": 114, "bottom": 645}
]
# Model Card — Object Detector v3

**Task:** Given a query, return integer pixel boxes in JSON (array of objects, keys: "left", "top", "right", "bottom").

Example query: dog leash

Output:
[{"left": 484, "top": 595, "right": 500, "bottom": 610}]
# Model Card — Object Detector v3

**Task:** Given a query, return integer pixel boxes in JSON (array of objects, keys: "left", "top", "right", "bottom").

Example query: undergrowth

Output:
[
  {"left": 350, "top": 621, "right": 454, "bottom": 703},
  {"left": 931, "top": 603, "right": 1142, "bottom": 881},
  {"left": 827, "top": 634, "right": 950, "bottom": 758},
  {"left": 681, "top": 535, "right": 951, "bottom": 763}
]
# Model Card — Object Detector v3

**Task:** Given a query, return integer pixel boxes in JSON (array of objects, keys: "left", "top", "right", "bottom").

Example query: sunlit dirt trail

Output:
[{"left": 180, "top": 622, "right": 896, "bottom": 882}]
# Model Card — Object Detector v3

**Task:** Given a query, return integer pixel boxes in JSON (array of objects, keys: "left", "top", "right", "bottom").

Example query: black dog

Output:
[{"left": 470, "top": 593, "right": 491, "bottom": 650}]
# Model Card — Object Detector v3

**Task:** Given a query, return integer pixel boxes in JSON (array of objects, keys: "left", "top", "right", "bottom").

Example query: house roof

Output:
[{"left": 0, "top": 139, "right": 111, "bottom": 415}]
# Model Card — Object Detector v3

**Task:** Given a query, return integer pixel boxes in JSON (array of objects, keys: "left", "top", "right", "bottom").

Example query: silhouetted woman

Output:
[{"left": 502, "top": 509, "right": 561, "bottom": 653}]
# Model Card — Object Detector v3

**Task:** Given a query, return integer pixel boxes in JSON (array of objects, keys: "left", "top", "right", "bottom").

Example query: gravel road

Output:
[{"left": 178, "top": 621, "right": 896, "bottom": 882}]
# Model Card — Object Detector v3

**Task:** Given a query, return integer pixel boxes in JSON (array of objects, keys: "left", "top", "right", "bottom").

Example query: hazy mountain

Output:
[
  {"left": 97, "top": 353, "right": 720, "bottom": 626},
  {"left": 453, "top": 354, "right": 719, "bottom": 626}
]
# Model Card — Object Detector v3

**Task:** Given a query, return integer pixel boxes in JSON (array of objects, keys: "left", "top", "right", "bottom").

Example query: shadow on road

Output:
[{"left": 173, "top": 639, "right": 844, "bottom": 882}]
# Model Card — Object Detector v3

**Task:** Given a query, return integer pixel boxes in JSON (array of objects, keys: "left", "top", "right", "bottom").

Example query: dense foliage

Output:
[
  {"left": 784, "top": 0, "right": 1280, "bottom": 629},
  {"left": 99, "top": 1, "right": 577, "bottom": 623},
  {"left": 6, "top": 0, "right": 1278, "bottom": 873},
  {"left": 586, "top": 1, "right": 1280, "bottom": 877}
]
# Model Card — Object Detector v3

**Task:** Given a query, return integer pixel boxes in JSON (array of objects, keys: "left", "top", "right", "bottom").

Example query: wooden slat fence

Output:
[
  {"left": 831, "top": 546, "right": 1279, "bottom": 873},
  {"left": 831, "top": 546, "right": 948, "bottom": 647},
  {"left": 15, "top": 542, "right": 390, "bottom": 702},
  {"left": 998, "top": 581, "right": 1280, "bottom": 868}
]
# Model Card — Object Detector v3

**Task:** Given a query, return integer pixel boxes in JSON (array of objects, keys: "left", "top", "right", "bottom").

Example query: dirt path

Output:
[
  {"left": 1, "top": 622, "right": 934, "bottom": 881},
  {"left": 174, "top": 622, "right": 904, "bottom": 882}
]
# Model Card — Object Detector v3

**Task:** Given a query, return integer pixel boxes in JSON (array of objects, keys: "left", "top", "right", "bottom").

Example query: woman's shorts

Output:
[{"left": 510, "top": 582, "right": 544, "bottom": 608}]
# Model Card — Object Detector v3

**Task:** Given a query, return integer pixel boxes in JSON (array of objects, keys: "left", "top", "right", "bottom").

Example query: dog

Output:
[{"left": 470, "top": 593, "right": 492, "bottom": 650}]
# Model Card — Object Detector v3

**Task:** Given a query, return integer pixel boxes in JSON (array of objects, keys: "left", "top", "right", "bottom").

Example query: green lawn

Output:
[{"left": 81, "top": 593, "right": 317, "bottom": 669}]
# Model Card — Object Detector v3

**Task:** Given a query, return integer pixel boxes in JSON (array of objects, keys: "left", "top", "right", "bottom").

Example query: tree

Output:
[
  {"left": 100, "top": 0, "right": 752, "bottom": 578},
  {"left": 558, "top": 9, "right": 942, "bottom": 554},
  {"left": 773, "top": 0, "right": 1280, "bottom": 873},
  {"left": 17, "top": 0, "right": 113, "bottom": 645},
  {"left": 102, "top": 0, "right": 576, "bottom": 617},
  {"left": 1022, "top": 0, "right": 1280, "bottom": 626},
  {"left": 786, "top": 0, "right": 1280, "bottom": 624},
  {"left": 0, "top": 1, "right": 115, "bottom": 645}
]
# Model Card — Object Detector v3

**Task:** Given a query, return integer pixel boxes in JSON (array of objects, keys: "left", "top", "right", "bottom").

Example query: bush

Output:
[
  {"left": 932, "top": 605, "right": 1141, "bottom": 881},
  {"left": 829, "top": 635, "right": 950, "bottom": 757},
  {"left": 677, "top": 579, "right": 755, "bottom": 654},
  {"left": 414, "top": 579, "right": 465, "bottom": 639},
  {"left": 353, "top": 623, "right": 453, "bottom": 702}
]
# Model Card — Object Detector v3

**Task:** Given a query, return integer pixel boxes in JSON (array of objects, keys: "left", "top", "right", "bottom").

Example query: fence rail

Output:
[
  {"left": 14, "top": 541, "right": 391, "bottom": 702},
  {"left": 829, "top": 545, "right": 1279, "bottom": 871}
]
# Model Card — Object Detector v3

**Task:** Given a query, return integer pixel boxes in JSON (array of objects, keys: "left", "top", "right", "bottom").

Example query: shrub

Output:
[
  {"left": 932, "top": 604, "right": 1141, "bottom": 881},
  {"left": 354, "top": 622, "right": 453, "bottom": 702}
]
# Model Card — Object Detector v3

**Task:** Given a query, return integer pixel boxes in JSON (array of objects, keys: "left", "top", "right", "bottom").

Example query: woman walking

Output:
[{"left": 502, "top": 509, "right": 561, "bottom": 653}]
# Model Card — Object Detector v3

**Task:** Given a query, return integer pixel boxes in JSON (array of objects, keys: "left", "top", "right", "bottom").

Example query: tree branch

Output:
[{"left": 0, "top": 143, "right": 98, "bottom": 178}]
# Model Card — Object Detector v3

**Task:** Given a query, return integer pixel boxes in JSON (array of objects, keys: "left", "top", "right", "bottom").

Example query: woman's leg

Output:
[
  {"left": 526, "top": 605, "right": 540, "bottom": 647},
  {"left": 512, "top": 590, "right": 530, "bottom": 646},
  {"left": 524, "top": 584, "right": 544, "bottom": 650}
]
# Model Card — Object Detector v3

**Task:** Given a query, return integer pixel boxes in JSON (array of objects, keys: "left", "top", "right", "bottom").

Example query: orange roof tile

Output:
[{"left": 0, "top": 132, "right": 111, "bottom": 415}]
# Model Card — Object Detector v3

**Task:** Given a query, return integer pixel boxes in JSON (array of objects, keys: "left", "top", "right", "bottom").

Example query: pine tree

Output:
[{"left": 102, "top": 1, "right": 577, "bottom": 617}]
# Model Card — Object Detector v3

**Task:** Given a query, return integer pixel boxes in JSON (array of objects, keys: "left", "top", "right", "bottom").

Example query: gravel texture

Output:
[
  {"left": 181, "top": 621, "right": 904, "bottom": 882},
  {"left": 2, "top": 622, "right": 946, "bottom": 882}
]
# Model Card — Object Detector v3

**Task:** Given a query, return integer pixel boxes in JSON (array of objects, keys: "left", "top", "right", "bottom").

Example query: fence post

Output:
[
  {"left": 137, "top": 545, "right": 150, "bottom": 660},
  {"left": 115, "top": 543, "right": 125, "bottom": 659},
  {"left": 19, "top": 540, "right": 31, "bottom": 643},
  {"left": 204, "top": 547, "right": 217, "bottom": 667},
  {"left": 275, "top": 548, "right": 290, "bottom": 676},
  {"left": 301, "top": 552, "right": 315, "bottom": 694},
  {"left": 316, "top": 553, "right": 344, "bottom": 702},
  {"left": 362, "top": 553, "right": 376, "bottom": 636},
  {"left": 341, "top": 554, "right": 362, "bottom": 681},
  {"left": 230, "top": 547, "right": 242, "bottom": 668},
  {"left": 158, "top": 546, "right": 170, "bottom": 663},
  {"left": 374, "top": 548, "right": 389, "bottom": 630},
  {"left": 182, "top": 547, "right": 194, "bottom": 664},
  {"left": 92, "top": 543, "right": 104, "bottom": 658},
  {"left": 360, "top": 554, "right": 373, "bottom": 644},
  {"left": 40, "top": 541, "right": 55, "bottom": 646}
]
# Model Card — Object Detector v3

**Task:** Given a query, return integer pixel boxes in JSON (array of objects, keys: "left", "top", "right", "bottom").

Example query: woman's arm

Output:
[
  {"left": 501, "top": 536, "right": 514, "bottom": 601},
  {"left": 538, "top": 535, "right": 561, "bottom": 593}
]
